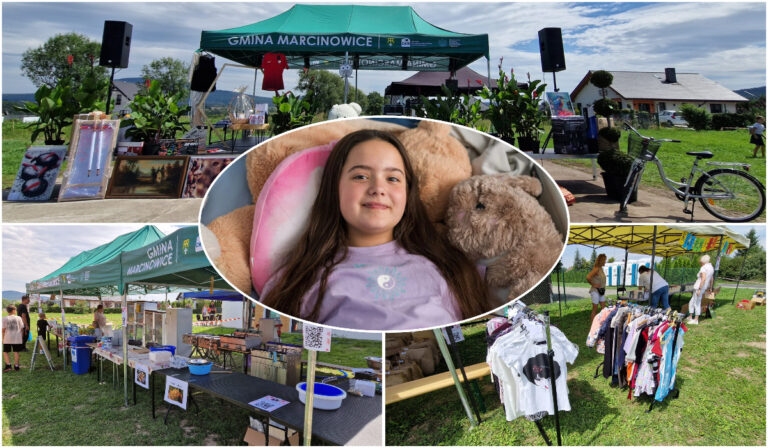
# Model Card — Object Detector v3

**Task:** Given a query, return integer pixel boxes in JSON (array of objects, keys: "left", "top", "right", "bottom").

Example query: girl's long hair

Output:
[
  {"left": 261, "top": 129, "right": 491, "bottom": 322},
  {"left": 593, "top": 254, "right": 607, "bottom": 269}
]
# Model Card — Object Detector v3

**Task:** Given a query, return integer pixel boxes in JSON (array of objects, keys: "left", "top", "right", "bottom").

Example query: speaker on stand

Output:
[
  {"left": 99, "top": 21, "right": 133, "bottom": 115},
  {"left": 538, "top": 27, "right": 565, "bottom": 92}
]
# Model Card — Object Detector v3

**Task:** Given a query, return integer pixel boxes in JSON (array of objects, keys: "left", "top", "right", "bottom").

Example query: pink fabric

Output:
[{"left": 250, "top": 143, "right": 335, "bottom": 293}]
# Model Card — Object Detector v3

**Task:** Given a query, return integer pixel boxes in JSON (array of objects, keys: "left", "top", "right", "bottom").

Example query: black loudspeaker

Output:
[
  {"left": 99, "top": 21, "right": 132, "bottom": 68},
  {"left": 538, "top": 27, "right": 565, "bottom": 73},
  {"left": 445, "top": 79, "right": 459, "bottom": 91}
]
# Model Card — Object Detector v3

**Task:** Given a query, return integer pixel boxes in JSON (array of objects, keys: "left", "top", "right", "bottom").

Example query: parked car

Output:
[{"left": 659, "top": 110, "right": 688, "bottom": 127}]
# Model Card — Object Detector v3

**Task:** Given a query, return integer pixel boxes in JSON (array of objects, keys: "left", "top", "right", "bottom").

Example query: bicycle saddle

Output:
[{"left": 686, "top": 151, "right": 713, "bottom": 159}]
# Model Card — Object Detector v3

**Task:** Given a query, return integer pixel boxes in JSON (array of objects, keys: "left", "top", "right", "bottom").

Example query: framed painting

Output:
[
  {"left": 181, "top": 155, "right": 235, "bottom": 198},
  {"left": 7, "top": 145, "right": 68, "bottom": 201},
  {"left": 105, "top": 156, "right": 189, "bottom": 199},
  {"left": 545, "top": 92, "right": 576, "bottom": 117},
  {"left": 58, "top": 118, "right": 120, "bottom": 201}
]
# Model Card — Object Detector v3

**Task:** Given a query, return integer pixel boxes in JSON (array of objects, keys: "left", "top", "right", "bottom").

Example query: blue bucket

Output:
[
  {"left": 149, "top": 345, "right": 176, "bottom": 356},
  {"left": 188, "top": 360, "right": 212, "bottom": 375}
]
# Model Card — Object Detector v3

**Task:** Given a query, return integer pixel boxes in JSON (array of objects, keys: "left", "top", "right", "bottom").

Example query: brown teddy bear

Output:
[
  {"left": 205, "top": 118, "right": 472, "bottom": 294},
  {"left": 445, "top": 174, "right": 564, "bottom": 302}
]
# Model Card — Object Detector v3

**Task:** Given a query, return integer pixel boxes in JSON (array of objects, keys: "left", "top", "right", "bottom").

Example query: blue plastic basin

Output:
[{"left": 188, "top": 360, "right": 212, "bottom": 375}]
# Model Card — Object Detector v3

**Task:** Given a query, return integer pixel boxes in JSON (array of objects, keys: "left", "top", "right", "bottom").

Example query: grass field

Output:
[
  {"left": 551, "top": 127, "right": 766, "bottom": 193},
  {"left": 386, "top": 287, "right": 766, "bottom": 446},
  {"left": 2, "top": 313, "right": 380, "bottom": 445}
]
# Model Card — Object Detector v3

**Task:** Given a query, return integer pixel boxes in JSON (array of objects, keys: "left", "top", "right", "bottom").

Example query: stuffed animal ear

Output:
[
  {"left": 416, "top": 119, "right": 452, "bottom": 136},
  {"left": 493, "top": 174, "right": 543, "bottom": 197}
]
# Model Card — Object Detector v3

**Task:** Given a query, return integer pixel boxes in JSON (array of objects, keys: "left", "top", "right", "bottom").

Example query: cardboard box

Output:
[
  {"left": 244, "top": 427, "right": 299, "bottom": 446},
  {"left": 751, "top": 297, "right": 766, "bottom": 306}
]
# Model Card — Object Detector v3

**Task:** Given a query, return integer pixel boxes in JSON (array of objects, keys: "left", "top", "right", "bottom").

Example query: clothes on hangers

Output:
[
  {"left": 487, "top": 307, "right": 578, "bottom": 422},
  {"left": 587, "top": 303, "right": 687, "bottom": 402},
  {"left": 191, "top": 54, "right": 217, "bottom": 92},
  {"left": 261, "top": 52, "right": 288, "bottom": 91}
]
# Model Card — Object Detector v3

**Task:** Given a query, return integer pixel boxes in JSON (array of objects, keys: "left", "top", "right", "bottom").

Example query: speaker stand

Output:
[
  {"left": 552, "top": 71, "right": 559, "bottom": 92},
  {"left": 105, "top": 66, "right": 116, "bottom": 115}
]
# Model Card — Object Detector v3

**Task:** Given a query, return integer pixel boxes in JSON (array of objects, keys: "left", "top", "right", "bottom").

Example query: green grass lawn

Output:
[
  {"left": 552, "top": 127, "right": 766, "bottom": 192},
  {"left": 2, "top": 315, "right": 380, "bottom": 446},
  {"left": 386, "top": 287, "right": 766, "bottom": 446}
]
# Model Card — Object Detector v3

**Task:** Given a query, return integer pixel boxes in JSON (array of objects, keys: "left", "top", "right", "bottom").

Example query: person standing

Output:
[
  {"left": 37, "top": 312, "right": 49, "bottom": 341},
  {"left": 688, "top": 255, "right": 714, "bottom": 325},
  {"left": 749, "top": 116, "right": 765, "bottom": 158},
  {"left": 93, "top": 304, "right": 107, "bottom": 339},
  {"left": 586, "top": 254, "right": 608, "bottom": 322},
  {"left": 17, "top": 295, "right": 31, "bottom": 351},
  {"left": 637, "top": 265, "right": 670, "bottom": 310},
  {"left": 3, "top": 305, "right": 25, "bottom": 372}
]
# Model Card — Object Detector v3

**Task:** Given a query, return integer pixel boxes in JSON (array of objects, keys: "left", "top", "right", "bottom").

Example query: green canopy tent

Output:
[
  {"left": 196, "top": 4, "right": 490, "bottom": 127},
  {"left": 27, "top": 226, "right": 232, "bottom": 405},
  {"left": 564, "top": 225, "right": 750, "bottom": 312}
]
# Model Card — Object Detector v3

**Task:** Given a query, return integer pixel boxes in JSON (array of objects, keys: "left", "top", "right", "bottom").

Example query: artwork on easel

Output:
[
  {"left": 545, "top": 92, "right": 576, "bottom": 117},
  {"left": 58, "top": 117, "right": 120, "bottom": 201},
  {"left": 105, "top": 156, "right": 189, "bottom": 199},
  {"left": 7, "top": 146, "right": 67, "bottom": 201}
]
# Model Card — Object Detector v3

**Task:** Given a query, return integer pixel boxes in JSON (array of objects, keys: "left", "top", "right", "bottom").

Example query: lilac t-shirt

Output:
[{"left": 262, "top": 240, "right": 461, "bottom": 330}]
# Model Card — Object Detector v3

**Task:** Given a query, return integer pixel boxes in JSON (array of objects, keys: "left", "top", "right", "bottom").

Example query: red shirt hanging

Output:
[{"left": 261, "top": 53, "right": 288, "bottom": 91}]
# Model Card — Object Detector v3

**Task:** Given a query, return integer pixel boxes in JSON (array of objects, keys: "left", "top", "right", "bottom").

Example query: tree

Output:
[
  {"left": 364, "top": 91, "right": 385, "bottom": 115},
  {"left": 298, "top": 69, "right": 344, "bottom": 115},
  {"left": 141, "top": 57, "right": 191, "bottom": 98},
  {"left": 607, "top": 257, "right": 615, "bottom": 263},
  {"left": 589, "top": 249, "right": 598, "bottom": 268},
  {"left": 737, "top": 228, "right": 762, "bottom": 256},
  {"left": 21, "top": 32, "right": 107, "bottom": 90}
]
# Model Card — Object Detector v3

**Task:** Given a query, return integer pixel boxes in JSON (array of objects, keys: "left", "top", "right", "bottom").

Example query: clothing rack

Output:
[
  {"left": 507, "top": 301, "right": 563, "bottom": 446},
  {"left": 590, "top": 302, "right": 686, "bottom": 412}
]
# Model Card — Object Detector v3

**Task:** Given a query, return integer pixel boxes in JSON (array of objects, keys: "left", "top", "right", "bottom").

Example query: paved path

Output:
[
  {"left": 538, "top": 161, "right": 728, "bottom": 223},
  {"left": 3, "top": 197, "right": 203, "bottom": 223}
]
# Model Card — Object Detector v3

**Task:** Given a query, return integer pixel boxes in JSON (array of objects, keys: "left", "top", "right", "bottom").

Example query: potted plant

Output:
[
  {"left": 270, "top": 91, "right": 313, "bottom": 136},
  {"left": 122, "top": 80, "right": 190, "bottom": 154},
  {"left": 597, "top": 143, "right": 638, "bottom": 203},
  {"left": 589, "top": 70, "right": 621, "bottom": 151},
  {"left": 478, "top": 61, "right": 520, "bottom": 145},
  {"left": 14, "top": 71, "right": 109, "bottom": 145},
  {"left": 513, "top": 73, "right": 547, "bottom": 153}
]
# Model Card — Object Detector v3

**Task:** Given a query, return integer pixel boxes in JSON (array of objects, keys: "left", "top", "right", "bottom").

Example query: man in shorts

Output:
[
  {"left": 3, "top": 305, "right": 25, "bottom": 372},
  {"left": 17, "top": 295, "right": 31, "bottom": 351}
]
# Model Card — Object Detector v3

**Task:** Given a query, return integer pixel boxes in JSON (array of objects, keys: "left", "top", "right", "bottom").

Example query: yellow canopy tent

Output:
[{"left": 565, "top": 225, "right": 751, "bottom": 306}]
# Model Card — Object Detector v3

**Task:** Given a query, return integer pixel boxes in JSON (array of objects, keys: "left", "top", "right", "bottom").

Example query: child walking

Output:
[
  {"left": 749, "top": 115, "right": 765, "bottom": 158},
  {"left": 261, "top": 129, "right": 491, "bottom": 330}
]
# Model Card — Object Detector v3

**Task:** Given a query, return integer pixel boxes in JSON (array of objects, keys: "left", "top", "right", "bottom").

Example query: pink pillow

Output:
[{"left": 250, "top": 142, "right": 336, "bottom": 294}]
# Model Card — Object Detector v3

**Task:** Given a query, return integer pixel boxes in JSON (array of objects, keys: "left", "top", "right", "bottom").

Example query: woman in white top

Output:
[
  {"left": 637, "top": 265, "right": 670, "bottom": 310},
  {"left": 586, "top": 254, "right": 607, "bottom": 322},
  {"left": 688, "top": 254, "right": 714, "bottom": 325}
]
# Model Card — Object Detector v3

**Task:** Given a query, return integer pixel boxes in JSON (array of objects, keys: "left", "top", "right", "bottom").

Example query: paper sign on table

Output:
[
  {"left": 302, "top": 323, "right": 331, "bottom": 352},
  {"left": 135, "top": 363, "right": 150, "bottom": 389},
  {"left": 249, "top": 395, "right": 290, "bottom": 412},
  {"left": 164, "top": 376, "right": 188, "bottom": 410},
  {"left": 442, "top": 325, "right": 464, "bottom": 344}
]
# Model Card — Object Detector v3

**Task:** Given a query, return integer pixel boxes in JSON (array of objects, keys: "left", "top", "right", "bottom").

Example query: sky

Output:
[
  {"left": 560, "top": 225, "right": 766, "bottom": 268},
  {"left": 2, "top": 1, "right": 766, "bottom": 97},
  {"left": 2, "top": 224, "right": 185, "bottom": 292}
]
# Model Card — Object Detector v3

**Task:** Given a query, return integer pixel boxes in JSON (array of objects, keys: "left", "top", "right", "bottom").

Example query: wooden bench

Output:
[{"left": 385, "top": 362, "right": 490, "bottom": 405}]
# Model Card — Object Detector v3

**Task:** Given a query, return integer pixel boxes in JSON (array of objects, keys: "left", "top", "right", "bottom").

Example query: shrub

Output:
[
  {"left": 597, "top": 148, "right": 634, "bottom": 178},
  {"left": 590, "top": 70, "right": 614, "bottom": 89},
  {"left": 593, "top": 98, "right": 619, "bottom": 118},
  {"left": 598, "top": 126, "right": 622, "bottom": 142},
  {"left": 711, "top": 113, "right": 749, "bottom": 130},
  {"left": 679, "top": 104, "right": 711, "bottom": 130}
]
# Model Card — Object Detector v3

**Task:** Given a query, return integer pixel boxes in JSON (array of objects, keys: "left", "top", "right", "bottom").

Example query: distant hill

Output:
[
  {"left": 734, "top": 86, "right": 765, "bottom": 100},
  {"left": 3, "top": 78, "right": 274, "bottom": 108},
  {"left": 2, "top": 291, "right": 50, "bottom": 301}
]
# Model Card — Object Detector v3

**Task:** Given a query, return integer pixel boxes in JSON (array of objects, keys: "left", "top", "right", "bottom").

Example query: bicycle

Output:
[{"left": 619, "top": 123, "right": 766, "bottom": 222}]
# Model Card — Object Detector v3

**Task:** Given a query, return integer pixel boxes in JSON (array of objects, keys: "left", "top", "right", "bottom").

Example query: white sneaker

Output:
[{"left": 687, "top": 319, "right": 698, "bottom": 325}]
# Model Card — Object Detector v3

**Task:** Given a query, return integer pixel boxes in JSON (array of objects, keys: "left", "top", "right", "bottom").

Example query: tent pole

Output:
[
  {"left": 487, "top": 57, "right": 491, "bottom": 88},
  {"left": 343, "top": 52, "right": 349, "bottom": 104},
  {"left": 621, "top": 246, "right": 629, "bottom": 296},
  {"left": 712, "top": 236, "right": 724, "bottom": 289},
  {"left": 253, "top": 68, "right": 258, "bottom": 100},
  {"left": 433, "top": 328, "right": 477, "bottom": 428},
  {"left": 60, "top": 281, "right": 66, "bottom": 368},
  {"left": 122, "top": 288, "right": 129, "bottom": 407},
  {"left": 355, "top": 67, "right": 358, "bottom": 103},
  {"left": 732, "top": 249, "right": 749, "bottom": 304},
  {"left": 649, "top": 226, "right": 657, "bottom": 303}
]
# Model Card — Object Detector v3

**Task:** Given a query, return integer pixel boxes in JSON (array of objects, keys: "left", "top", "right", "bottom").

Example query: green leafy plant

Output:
[
  {"left": 513, "top": 73, "right": 547, "bottom": 140},
  {"left": 416, "top": 85, "right": 487, "bottom": 131},
  {"left": 680, "top": 104, "right": 712, "bottom": 130},
  {"left": 270, "top": 91, "right": 313, "bottom": 135},
  {"left": 14, "top": 78, "right": 80, "bottom": 144},
  {"left": 478, "top": 62, "right": 521, "bottom": 142},
  {"left": 590, "top": 70, "right": 614, "bottom": 90},
  {"left": 597, "top": 146, "right": 633, "bottom": 178},
  {"left": 123, "top": 80, "right": 190, "bottom": 144},
  {"left": 593, "top": 98, "right": 619, "bottom": 118}
]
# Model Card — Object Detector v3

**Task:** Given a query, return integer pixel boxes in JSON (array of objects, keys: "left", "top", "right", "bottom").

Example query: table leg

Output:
[
  {"left": 133, "top": 366, "right": 137, "bottom": 405},
  {"left": 243, "top": 352, "right": 248, "bottom": 375},
  {"left": 152, "top": 373, "right": 156, "bottom": 419}
]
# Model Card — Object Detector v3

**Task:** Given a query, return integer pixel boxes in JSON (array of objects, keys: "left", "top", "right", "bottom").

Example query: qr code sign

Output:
[{"left": 303, "top": 324, "right": 332, "bottom": 352}]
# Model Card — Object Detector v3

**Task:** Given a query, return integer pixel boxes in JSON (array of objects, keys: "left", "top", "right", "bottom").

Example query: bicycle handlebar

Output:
[
  {"left": 656, "top": 139, "right": 682, "bottom": 143},
  {"left": 622, "top": 123, "right": 681, "bottom": 143}
]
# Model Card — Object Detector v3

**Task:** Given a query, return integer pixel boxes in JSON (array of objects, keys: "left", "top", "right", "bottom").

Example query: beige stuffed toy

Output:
[
  {"left": 445, "top": 174, "right": 564, "bottom": 301},
  {"left": 206, "top": 119, "right": 472, "bottom": 294}
]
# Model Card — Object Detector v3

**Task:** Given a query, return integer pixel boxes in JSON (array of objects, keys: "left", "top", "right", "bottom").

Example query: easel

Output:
[{"left": 30, "top": 336, "right": 55, "bottom": 371}]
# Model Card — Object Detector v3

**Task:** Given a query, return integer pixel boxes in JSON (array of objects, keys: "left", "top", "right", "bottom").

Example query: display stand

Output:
[
  {"left": 30, "top": 336, "right": 55, "bottom": 371},
  {"left": 445, "top": 328, "right": 483, "bottom": 424}
]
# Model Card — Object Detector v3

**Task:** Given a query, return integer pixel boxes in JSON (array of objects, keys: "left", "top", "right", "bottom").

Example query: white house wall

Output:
[{"left": 574, "top": 85, "right": 741, "bottom": 115}]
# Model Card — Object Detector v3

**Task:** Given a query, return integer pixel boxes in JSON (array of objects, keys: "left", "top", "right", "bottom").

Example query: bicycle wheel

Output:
[
  {"left": 695, "top": 168, "right": 766, "bottom": 222},
  {"left": 620, "top": 165, "right": 643, "bottom": 211}
]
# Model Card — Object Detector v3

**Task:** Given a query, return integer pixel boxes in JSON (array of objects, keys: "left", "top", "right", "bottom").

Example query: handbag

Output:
[{"left": 597, "top": 287, "right": 606, "bottom": 295}]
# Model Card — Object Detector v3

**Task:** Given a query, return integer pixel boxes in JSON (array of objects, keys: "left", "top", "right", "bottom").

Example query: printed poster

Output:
[
  {"left": 135, "top": 363, "right": 150, "bottom": 389},
  {"left": 249, "top": 395, "right": 290, "bottom": 412},
  {"left": 303, "top": 323, "right": 331, "bottom": 352},
  {"left": 164, "top": 376, "right": 189, "bottom": 410},
  {"left": 442, "top": 325, "right": 465, "bottom": 344}
]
